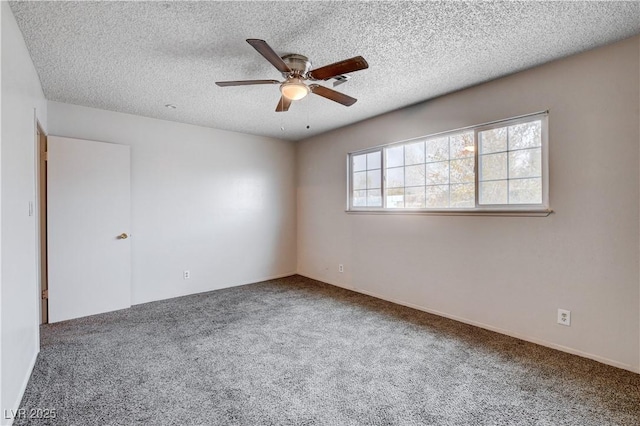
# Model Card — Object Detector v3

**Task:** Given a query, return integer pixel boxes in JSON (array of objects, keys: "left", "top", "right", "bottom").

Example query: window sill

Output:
[{"left": 345, "top": 208, "right": 553, "bottom": 217}]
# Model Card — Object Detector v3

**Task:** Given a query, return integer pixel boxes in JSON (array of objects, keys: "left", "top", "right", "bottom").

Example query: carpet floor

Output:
[{"left": 16, "top": 275, "right": 640, "bottom": 425}]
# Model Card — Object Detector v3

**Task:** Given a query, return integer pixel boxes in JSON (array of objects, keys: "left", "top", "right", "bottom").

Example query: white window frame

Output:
[
  {"left": 347, "top": 111, "right": 551, "bottom": 216},
  {"left": 346, "top": 147, "right": 384, "bottom": 209}
]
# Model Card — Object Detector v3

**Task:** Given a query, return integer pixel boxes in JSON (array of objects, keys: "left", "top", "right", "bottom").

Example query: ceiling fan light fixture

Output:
[{"left": 280, "top": 78, "right": 309, "bottom": 101}]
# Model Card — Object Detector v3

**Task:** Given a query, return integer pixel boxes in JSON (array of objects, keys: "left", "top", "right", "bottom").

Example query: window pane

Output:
[
  {"left": 386, "top": 188, "right": 404, "bottom": 208},
  {"left": 509, "top": 148, "right": 541, "bottom": 179},
  {"left": 352, "top": 154, "right": 366, "bottom": 172},
  {"left": 353, "top": 171, "right": 367, "bottom": 190},
  {"left": 509, "top": 178, "right": 542, "bottom": 204},
  {"left": 367, "top": 189, "right": 382, "bottom": 207},
  {"left": 479, "top": 127, "right": 507, "bottom": 154},
  {"left": 450, "top": 158, "right": 474, "bottom": 184},
  {"left": 426, "top": 137, "right": 449, "bottom": 163},
  {"left": 353, "top": 190, "right": 367, "bottom": 207},
  {"left": 480, "top": 152, "right": 507, "bottom": 181},
  {"left": 480, "top": 180, "right": 508, "bottom": 205},
  {"left": 405, "top": 141, "right": 425, "bottom": 165},
  {"left": 367, "top": 152, "right": 381, "bottom": 170},
  {"left": 367, "top": 169, "right": 381, "bottom": 189},
  {"left": 405, "top": 164, "right": 425, "bottom": 187},
  {"left": 450, "top": 183, "right": 475, "bottom": 208},
  {"left": 426, "top": 161, "right": 449, "bottom": 185},
  {"left": 450, "top": 132, "right": 474, "bottom": 159},
  {"left": 386, "top": 146, "right": 404, "bottom": 168},
  {"left": 426, "top": 185, "right": 449, "bottom": 208},
  {"left": 386, "top": 167, "right": 404, "bottom": 188},
  {"left": 509, "top": 121, "right": 541, "bottom": 150},
  {"left": 405, "top": 187, "right": 425, "bottom": 208}
]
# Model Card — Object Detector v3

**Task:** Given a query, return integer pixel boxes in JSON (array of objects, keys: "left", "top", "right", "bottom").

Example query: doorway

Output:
[{"left": 37, "top": 122, "right": 48, "bottom": 324}]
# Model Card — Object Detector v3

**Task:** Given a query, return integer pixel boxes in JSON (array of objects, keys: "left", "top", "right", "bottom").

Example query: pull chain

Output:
[{"left": 280, "top": 98, "right": 285, "bottom": 133}]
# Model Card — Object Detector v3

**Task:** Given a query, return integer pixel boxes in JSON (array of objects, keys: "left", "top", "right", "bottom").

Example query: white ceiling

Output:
[{"left": 9, "top": 1, "right": 640, "bottom": 141}]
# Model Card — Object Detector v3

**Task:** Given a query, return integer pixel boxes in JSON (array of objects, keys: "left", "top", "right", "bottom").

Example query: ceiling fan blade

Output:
[
  {"left": 275, "top": 96, "right": 292, "bottom": 112},
  {"left": 246, "top": 39, "right": 291, "bottom": 74},
  {"left": 308, "top": 56, "right": 369, "bottom": 81},
  {"left": 215, "top": 80, "right": 280, "bottom": 87},
  {"left": 309, "top": 84, "right": 357, "bottom": 106}
]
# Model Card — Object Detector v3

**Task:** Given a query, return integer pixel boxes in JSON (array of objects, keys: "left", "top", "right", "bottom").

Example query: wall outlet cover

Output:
[{"left": 557, "top": 308, "right": 571, "bottom": 326}]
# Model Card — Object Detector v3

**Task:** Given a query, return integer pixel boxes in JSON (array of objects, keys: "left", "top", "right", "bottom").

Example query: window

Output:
[
  {"left": 351, "top": 150, "right": 382, "bottom": 207},
  {"left": 348, "top": 112, "right": 548, "bottom": 214},
  {"left": 478, "top": 120, "right": 543, "bottom": 205}
]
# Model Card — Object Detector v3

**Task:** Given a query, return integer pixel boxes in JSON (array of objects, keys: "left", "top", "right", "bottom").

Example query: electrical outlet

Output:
[
  {"left": 338, "top": 264, "right": 344, "bottom": 273},
  {"left": 183, "top": 270, "right": 190, "bottom": 280},
  {"left": 557, "top": 309, "right": 571, "bottom": 326}
]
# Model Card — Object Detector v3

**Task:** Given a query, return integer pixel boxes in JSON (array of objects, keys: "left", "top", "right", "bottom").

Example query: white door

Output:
[{"left": 47, "top": 136, "right": 131, "bottom": 323}]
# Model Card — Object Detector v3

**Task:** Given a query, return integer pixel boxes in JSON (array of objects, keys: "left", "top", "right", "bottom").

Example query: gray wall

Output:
[{"left": 297, "top": 36, "right": 640, "bottom": 372}]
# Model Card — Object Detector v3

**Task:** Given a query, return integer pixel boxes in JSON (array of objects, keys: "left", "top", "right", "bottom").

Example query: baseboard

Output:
[
  {"left": 206, "top": 271, "right": 299, "bottom": 292},
  {"left": 298, "top": 273, "right": 639, "bottom": 374},
  {"left": 296, "top": 272, "right": 354, "bottom": 291},
  {"left": 2, "top": 349, "right": 40, "bottom": 426},
  {"left": 133, "top": 271, "right": 299, "bottom": 306},
  {"left": 243, "top": 271, "right": 298, "bottom": 285}
]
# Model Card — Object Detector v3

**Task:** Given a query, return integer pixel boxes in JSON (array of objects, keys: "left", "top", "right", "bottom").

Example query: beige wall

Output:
[{"left": 297, "top": 36, "right": 640, "bottom": 372}]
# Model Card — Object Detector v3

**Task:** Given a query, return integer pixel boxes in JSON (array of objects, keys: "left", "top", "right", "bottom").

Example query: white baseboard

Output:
[
  {"left": 2, "top": 349, "right": 40, "bottom": 426},
  {"left": 245, "top": 271, "right": 298, "bottom": 285},
  {"left": 207, "top": 271, "right": 299, "bottom": 291},
  {"left": 297, "top": 273, "right": 639, "bottom": 374},
  {"left": 133, "top": 271, "right": 299, "bottom": 306},
  {"left": 296, "top": 272, "right": 354, "bottom": 291}
]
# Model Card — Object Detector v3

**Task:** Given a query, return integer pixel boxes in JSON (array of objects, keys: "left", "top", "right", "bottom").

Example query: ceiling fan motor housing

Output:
[{"left": 281, "top": 54, "right": 312, "bottom": 78}]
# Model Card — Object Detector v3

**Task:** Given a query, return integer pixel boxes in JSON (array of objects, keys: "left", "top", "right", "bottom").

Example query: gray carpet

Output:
[{"left": 16, "top": 275, "right": 640, "bottom": 425}]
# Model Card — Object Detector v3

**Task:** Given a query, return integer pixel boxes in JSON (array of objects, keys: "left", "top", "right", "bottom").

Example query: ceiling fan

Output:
[{"left": 215, "top": 39, "right": 369, "bottom": 112}]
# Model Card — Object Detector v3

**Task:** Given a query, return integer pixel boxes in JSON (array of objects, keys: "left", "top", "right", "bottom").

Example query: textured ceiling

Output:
[{"left": 9, "top": 1, "right": 640, "bottom": 141}]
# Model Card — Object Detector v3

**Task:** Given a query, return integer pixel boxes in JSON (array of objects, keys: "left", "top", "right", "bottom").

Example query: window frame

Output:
[
  {"left": 347, "top": 111, "right": 551, "bottom": 216},
  {"left": 347, "top": 146, "right": 384, "bottom": 210}
]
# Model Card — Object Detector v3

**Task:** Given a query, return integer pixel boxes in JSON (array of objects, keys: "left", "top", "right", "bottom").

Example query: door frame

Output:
[{"left": 35, "top": 120, "right": 48, "bottom": 324}]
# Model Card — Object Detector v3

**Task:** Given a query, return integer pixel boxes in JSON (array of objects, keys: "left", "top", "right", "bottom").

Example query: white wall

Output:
[
  {"left": 297, "top": 36, "right": 640, "bottom": 373},
  {"left": 0, "top": 2, "right": 48, "bottom": 423},
  {"left": 47, "top": 102, "right": 296, "bottom": 305}
]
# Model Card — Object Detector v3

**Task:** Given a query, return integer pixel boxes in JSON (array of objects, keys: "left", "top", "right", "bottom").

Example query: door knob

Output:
[{"left": 117, "top": 233, "right": 128, "bottom": 240}]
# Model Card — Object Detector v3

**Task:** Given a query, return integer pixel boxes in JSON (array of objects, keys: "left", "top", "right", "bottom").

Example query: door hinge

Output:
[
  {"left": 41, "top": 289, "right": 48, "bottom": 300},
  {"left": 44, "top": 151, "right": 48, "bottom": 161}
]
